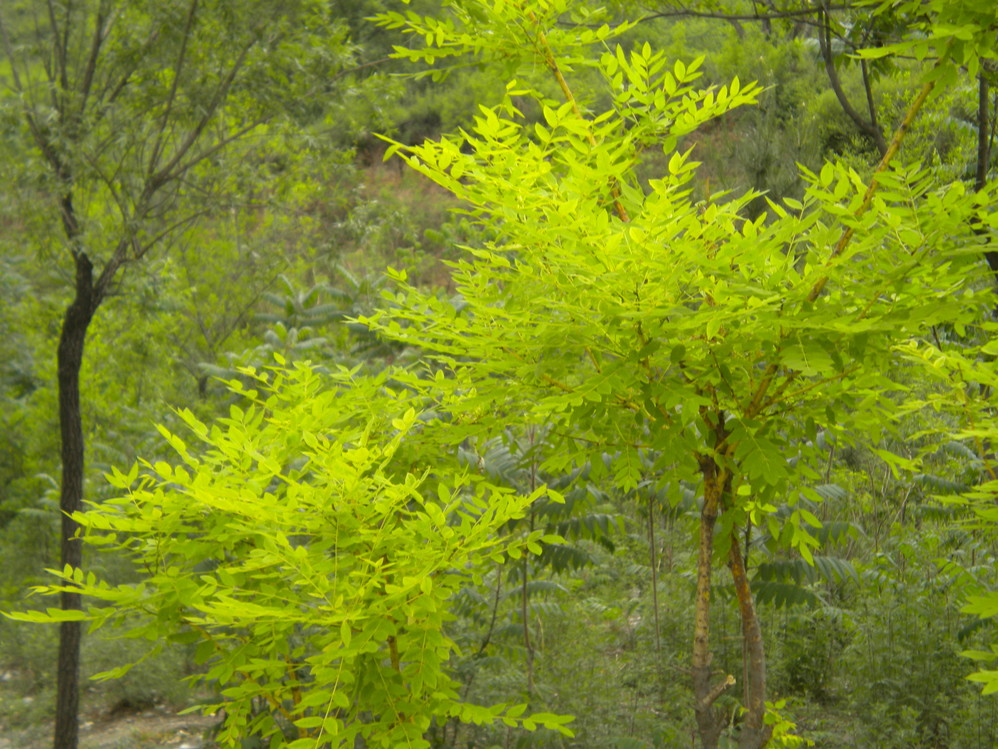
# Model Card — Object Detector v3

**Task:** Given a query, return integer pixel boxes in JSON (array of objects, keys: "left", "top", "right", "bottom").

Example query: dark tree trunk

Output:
[
  {"left": 0, "top": 7, "right": 264, "bottom": 748},
  {"left": 974, "top": 73, "right": 998, "bottom": 280},
  {"left": 53, "top": 251, "right": 98, "bottom": 749}
]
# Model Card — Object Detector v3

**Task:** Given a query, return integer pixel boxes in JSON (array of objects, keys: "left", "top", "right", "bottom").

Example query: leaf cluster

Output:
[
  {"left": 6, "top": 361, "right": 573, "bottom": 747},
  {"left": 366, "top": 0, "right": 996, "bottom": 553}
]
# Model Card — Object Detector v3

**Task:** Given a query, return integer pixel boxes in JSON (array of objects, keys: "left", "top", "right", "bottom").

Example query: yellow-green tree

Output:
[
  {"left": 366, "top": 0, "right": 998, "bottom": 746},
  {"left": 8, "top": 363, "right": 575, "bottom": 748}
]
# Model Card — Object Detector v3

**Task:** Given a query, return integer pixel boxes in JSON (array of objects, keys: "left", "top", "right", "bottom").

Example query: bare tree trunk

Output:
[
  {"left": 973, "top": 73, "right": 998, "bottom": 282},
  {"left": 976, "top": 72, "right": 991, "bottom": 195},
  {"left": 729, "top": 532, "right": 772, "bottom": 749},
  {"left": 54, "top": 252, "right": 98, "bottom": 749},
  {"left": 692, "top": 446, "right": 735, "bottom": 749},
  {"left": 0, "top": 6, "right": 278, "bottom": 749}
]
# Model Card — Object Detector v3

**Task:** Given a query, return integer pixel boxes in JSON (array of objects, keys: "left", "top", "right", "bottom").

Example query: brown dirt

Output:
[{"left": 0, "top": 706, "right": 221, "bottom": 749}]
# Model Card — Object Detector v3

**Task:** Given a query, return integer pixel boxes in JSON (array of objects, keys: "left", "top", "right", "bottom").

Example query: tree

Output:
[
  {"left": 366, "top": 0, "right": 998, "bottom": 746},
  {"left": 0, "top": 2, "right": 352, "bottom": 745},
  {"left": 8, "top": 362, "right": 575, "bottom": 748}
]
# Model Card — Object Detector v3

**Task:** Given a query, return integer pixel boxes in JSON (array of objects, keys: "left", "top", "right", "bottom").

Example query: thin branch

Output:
[
  {"left": 90, "top": 237, "right": 131, "bottom": 305},
  {"left": 94, "top": 207, "right": 208, "bottom": 301},
  {"left": 329, "top": 55, "right": 394, "bottom": 82},
  {"left": 39, "top": 2, "right": 58, "bottom": 110},
  {"left": 744, "top": 68, "right": 940, "bottom": 419},
  {"left": 148, "top": 0, "right": 199, "bottom": 178},
  {"left": 78, "top": 12, "right": 103, "bottom": 98},
  {"left": 0, "top": 14, "right": 58, "bottom": 171},
  {"left": 147, "top": 39, "right": 257, "bottom": 192},
  {"left": 47, "top": 0, "right": 68, "bottom": 93},
  {"left": 156, "top": 118, "right": 264, "bottom": 186},
  {"left": 132, "top": 208, "right": 211, "bottom": 258},
  {"left": 861, "top": 59, "right": 882, "bottom": 145},
  {"left": 761, "top": 366, "right": 861, "bottom": 412},
  {"left": 818, "top": 4, "right": 887, "bottom": 156},
  {"left": 78, "top": 0, "right": 114, "bottom": 114},
  {"left": 3, "top": 5, "right": 82, "bottom": 249},
  {"left": 0, "top": 12, "right": 26, "bottom": 92},
  {"left": 528, "top": 10, "right": 630, "bottom": 222},
  {"left": 98, "top": 26, "right": 161, "bottom": 107},
  {"left": 80, "top": 149, "right": 125, "bottom": 218},
  {"left": 811, "top": 75, "right": 938, "bottom": 302},
  {"left": 637, "top": 3, "right": 853, "bottom": 24}
]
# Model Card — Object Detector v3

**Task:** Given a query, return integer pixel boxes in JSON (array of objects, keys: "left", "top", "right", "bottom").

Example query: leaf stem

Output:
[
  {"left": 745, "top": 71, "right": 941, "bottom": 419},
  {"left": 527, "top": 12, "right": 630, "bottom": 222}
]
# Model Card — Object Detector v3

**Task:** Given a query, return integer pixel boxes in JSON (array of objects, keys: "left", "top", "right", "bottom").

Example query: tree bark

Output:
[
  {"left": 975, "top": 73, "right": 991, "bottom": 196},
  {"left": 729, "top": 532, "right": 772, "bottom": 749},
  {"left": 54, "top": 251, "right": 98, "bottom": 749},
  {"left": 692, "top": 442, "right": 734, "bottom": 749},
  {"left": 973, "top": 73, "right": 998, "bottom": 280}
]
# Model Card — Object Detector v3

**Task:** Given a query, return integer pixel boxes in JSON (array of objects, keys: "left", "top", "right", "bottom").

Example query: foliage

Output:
[
  {"left": 370, "top": 0, "right": 992, "bottom": 544},
  {"left": 837, "top": 525, "right": 997, "bottom": 747},
  {"left": 3, "top": 0, "right": 998, "bottom": 746},
  {"left": 6, "top": 361, "right": 574, "bottom": 748},
  {"left": 894, "top": 338, "right": 998, "bottom": 700},
  {"left": 365, "top": 0, "right": 998, "bottom": 746},
  {"left": 0, "top": 2, "right": 379, "bottom": 741},
  {"left": 762, "top": 700, "right": 814, "bottom": 748}
]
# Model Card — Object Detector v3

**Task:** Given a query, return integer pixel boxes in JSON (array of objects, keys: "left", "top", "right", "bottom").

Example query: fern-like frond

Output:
[
  {"left": 812, "top": 520, "right": 863, "bottom": 545},
  {"left": 750, "top": 580, "right": 824, "bottom": 608},
  {"left": 754, "top": 555, "right": 858, "bottom": 585},
  {"left": 536, "top": 543, "right": 594, "bottom": 573},
  {"left": 913, "top": 472, "right": 968, "bottom": 494}
]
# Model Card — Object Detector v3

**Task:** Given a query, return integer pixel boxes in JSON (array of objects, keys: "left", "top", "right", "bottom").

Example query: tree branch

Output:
[
  {"left": 0, "top": 16, "right": 56, "bottom": 169},
  {"left": 47, "top": 0, "right": 69, "bottom": 94},
  {"left": 146, "top": 38, "right": 257, "bottom": 192},
  {"left": 744, "top": 71, "right": 940, "bottom": 418},
  {"left": 635, "top": 2, "right": 854, "bottom": 24},
  {"left": 698, "top": 673, "right": 736, "bottom": 712},
  {"left": 861, "top": 60, "right": 882, "bottom": 144},
  {"left": 77, "top": 0, "right": 113, "bottom": 113},
  {"left": 818, "top": 5, "right": 887, "bottom": 156},
  {"left": 148, "top": 0, "right": 199, "bottom": 178},
  {"left": 98, "top": 26, "right": 161, "bottom": 107}
]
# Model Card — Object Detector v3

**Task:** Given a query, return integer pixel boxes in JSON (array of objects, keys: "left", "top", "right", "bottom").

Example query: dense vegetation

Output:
[{"left": 1, "top": 1, "right": 998, "bottom": 748}]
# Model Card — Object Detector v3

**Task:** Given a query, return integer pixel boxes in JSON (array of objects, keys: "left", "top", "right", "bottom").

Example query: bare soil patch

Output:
[{"left": 1, "top": 705, "right": 221, "bottom": 749}]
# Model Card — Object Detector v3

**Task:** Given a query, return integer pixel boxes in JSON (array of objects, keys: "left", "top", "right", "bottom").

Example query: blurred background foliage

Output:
[{"left": 2, "top": 0, "right": 998, "bottom": 747}]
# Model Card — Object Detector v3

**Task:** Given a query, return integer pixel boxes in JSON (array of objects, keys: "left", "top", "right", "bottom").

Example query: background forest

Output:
[{"left": 1, "top": 1, "right": 998, "bottom": 748}]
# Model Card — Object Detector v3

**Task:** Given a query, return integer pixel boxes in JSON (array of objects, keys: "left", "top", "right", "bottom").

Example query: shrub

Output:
[{"left": 7, "top": 361, "right": 573, "bottom": 748}]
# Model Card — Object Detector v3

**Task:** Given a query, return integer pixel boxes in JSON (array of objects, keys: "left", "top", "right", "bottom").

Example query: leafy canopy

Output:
[
  {"left": 7, "top": 362, "right": 574, "bottom": 748},
  {"left": 368, "top": 0, "right": 995, "bottom": 549}
]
